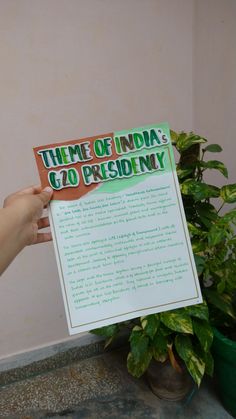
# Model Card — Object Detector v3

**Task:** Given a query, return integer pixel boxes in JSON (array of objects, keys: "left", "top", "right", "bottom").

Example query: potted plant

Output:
[
  {"left": 91, "top": 130, "right": 236, "bottom": 403},
  {"left": 212, "top": 326, "right": 236, "bottom": 417},
  {"left": 92, "top": 301, "right": 212, "bottom": 400},
  {"left": 171, "top": 130, "right": 236, "bottom": 413}
]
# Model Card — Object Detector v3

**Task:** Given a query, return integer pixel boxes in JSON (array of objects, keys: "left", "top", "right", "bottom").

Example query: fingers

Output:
[
  {"left": 32, "top": 216, "right": 52, "bottom": 244},
  {"left": 38, "top": 216, "right": 50, "bottom": 230},
  {"left": 3, "top": 185, "right": 39, "bottom": 206},
  {"left": 13, "top": 185, "right": 53, "bottom": 201},
  {"left": 4, "top": 185, "right": 53, "bottom": 209},
  {"left": 35, "top": 231, "right": 52, "bottom": 244},
  {"left": 16, "top": 185, "right": 42, "bottom": 196},
  {"left": 37, "top": 187, "right": 53, "bottom": 206}
]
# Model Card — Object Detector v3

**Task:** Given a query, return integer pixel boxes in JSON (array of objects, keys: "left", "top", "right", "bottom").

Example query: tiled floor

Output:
[{"left": 0, "top": 349, "right": 232, "bottom": 419}]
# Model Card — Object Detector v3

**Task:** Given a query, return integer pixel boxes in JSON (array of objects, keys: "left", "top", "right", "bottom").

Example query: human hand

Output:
[{"left": 3, "top": 185, "right": 53, "bottom": 246}]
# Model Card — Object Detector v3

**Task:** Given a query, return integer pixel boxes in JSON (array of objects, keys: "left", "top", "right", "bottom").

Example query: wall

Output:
[
  {"left": 0, "top": 0, "right": 194, "bottom": 359},
  {"left": 194, "top": 0, "right": 236, "bottom": 185}
]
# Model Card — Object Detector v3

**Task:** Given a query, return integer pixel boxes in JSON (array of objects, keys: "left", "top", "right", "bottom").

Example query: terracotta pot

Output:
[{"left": 146, "top": 360, "right": 193, "bottom": 401}]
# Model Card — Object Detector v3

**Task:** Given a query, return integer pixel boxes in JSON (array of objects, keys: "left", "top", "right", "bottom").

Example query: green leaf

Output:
[
  {"left": 187, "top": 223, "right": 204, "bottom": 236},
  {"left": 220, "top": 209, "right": 236, "bottom": 224},
  {"left": 203, "top": 144, "right": 222, "bottom": 153},
  {"left": 91, "top": 324, "right": 119, "bottom": 337},
  {"left": 185, "top": 301, "right": 209, "bottom": 321},
  {"left": 159, "top": 323, "right": 173, "bottom": 336},
  {"left": 204, "top": 351, "right": 214, "bottom": 376},
  {"left": 217, "top": 280, "right": 225, "bottom": 294},
  {"left": 177, "top": 167, "right": 195, "bottom": 180},
  {"left": 175, "top": 335, "right": 193, "bottom": 360},
  {"left": 181, "top": 180, "right": 220, "bottom": 201},
  {"left": 204, "top": 289, "right": 236, "bottom": 320},
  {"left": 160, "top": 311, "right": 193, "bottom": 334},
  {"left": 191, "top": 240, "right": 206, "bottom": 253},
  {"left": 220, "top": 184, "right": 236, "bottom": 203},
  {"left": 141, "top": 314, "right": 160, "bottom": 339},
  {"left": 128, "top": 319, "right": 154, "bottom": 377},
  {"left": 176, "top": 132, "right": 187, "bottom": 151},
  {"left": 208, "top": 224, "right": 226, "bottom": 247},
  {"left": 177, "top": 132, "right": 207, "bottom": 152},
  {"left": 152, "top": 333, "right": 168, "bottom": 362},
  {"left": 186, "top": 354, "right": 205, "bottom": 387},
  {"left": 132, "top": 325, "right": 142, "bottom": 331},
  {"left": 127, "top": 351, "right": 152, "bottom": 378},
  {"left": 195, "top": 202, "right": 218, "bottom": 229},
  {"left": 199, "top": 160, "right": 228, "bottom": 178},
  {"left": 199, "top": 216, "right": 213, "bottom": 229},
  {"left": 194, "top": 344, "right": 214, "bottom": 377},
  {"left": 192, "top": 318, "right": 213, "bottom": 352},
  {"left": 175, "top": 335, "right": 205, "bottom": 386},
  {"left": 170, "top": 129, "right": 178, "bottom": 145},
  {"left": 194, "top": 254, "right": 205, "bottom": 275},
  {"left": 197, "top": 202, "right": 218, "bottom": 222},
  {"left": 129, "top": 329, "right": 149, "bottom": 362}
]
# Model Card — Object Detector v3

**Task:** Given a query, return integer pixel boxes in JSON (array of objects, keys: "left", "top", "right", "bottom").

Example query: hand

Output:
[
  {"left": 0, "top": 185, "right": 53, "bottom": 275},
  {"left": 3, "top": 185, "right": 53, "bottom": 246}
]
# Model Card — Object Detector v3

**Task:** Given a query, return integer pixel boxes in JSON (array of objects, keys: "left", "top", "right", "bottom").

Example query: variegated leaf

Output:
[{"left": 160, "top": 311, "right": 193, "bottom": 334}]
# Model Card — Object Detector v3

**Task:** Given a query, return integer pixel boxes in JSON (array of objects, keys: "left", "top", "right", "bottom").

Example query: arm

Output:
[{"left": 0, "top": 185, "right": 53, "bottom": 275}]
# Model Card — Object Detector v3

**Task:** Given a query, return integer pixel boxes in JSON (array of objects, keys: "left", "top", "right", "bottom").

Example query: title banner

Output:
[{"left": 34, "top": 125, "right": 169, "bottom": 200}]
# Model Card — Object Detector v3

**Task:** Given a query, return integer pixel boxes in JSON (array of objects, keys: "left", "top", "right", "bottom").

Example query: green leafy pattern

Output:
[{"left": 160, "top": 311, "right": 193, "bottom": 334}]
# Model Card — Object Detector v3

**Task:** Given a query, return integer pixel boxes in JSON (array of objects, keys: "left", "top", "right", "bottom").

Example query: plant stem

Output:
[{"left": 217, "top": 202, "right": 225, "bottom": 214}]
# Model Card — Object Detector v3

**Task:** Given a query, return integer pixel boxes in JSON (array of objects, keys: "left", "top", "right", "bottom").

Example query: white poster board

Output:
[{"left": 34, "top": 123, "right": 202, "bottom": 334}]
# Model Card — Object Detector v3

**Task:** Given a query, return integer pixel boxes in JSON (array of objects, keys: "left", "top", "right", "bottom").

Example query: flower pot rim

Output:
[{"left": 213, "top": 327, "right": 236, "bottom": 348}]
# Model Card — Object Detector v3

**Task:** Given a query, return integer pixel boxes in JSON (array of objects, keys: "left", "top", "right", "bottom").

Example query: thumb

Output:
[{"left": 38, "top": 186, "right": 53, "bottom": 206}]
